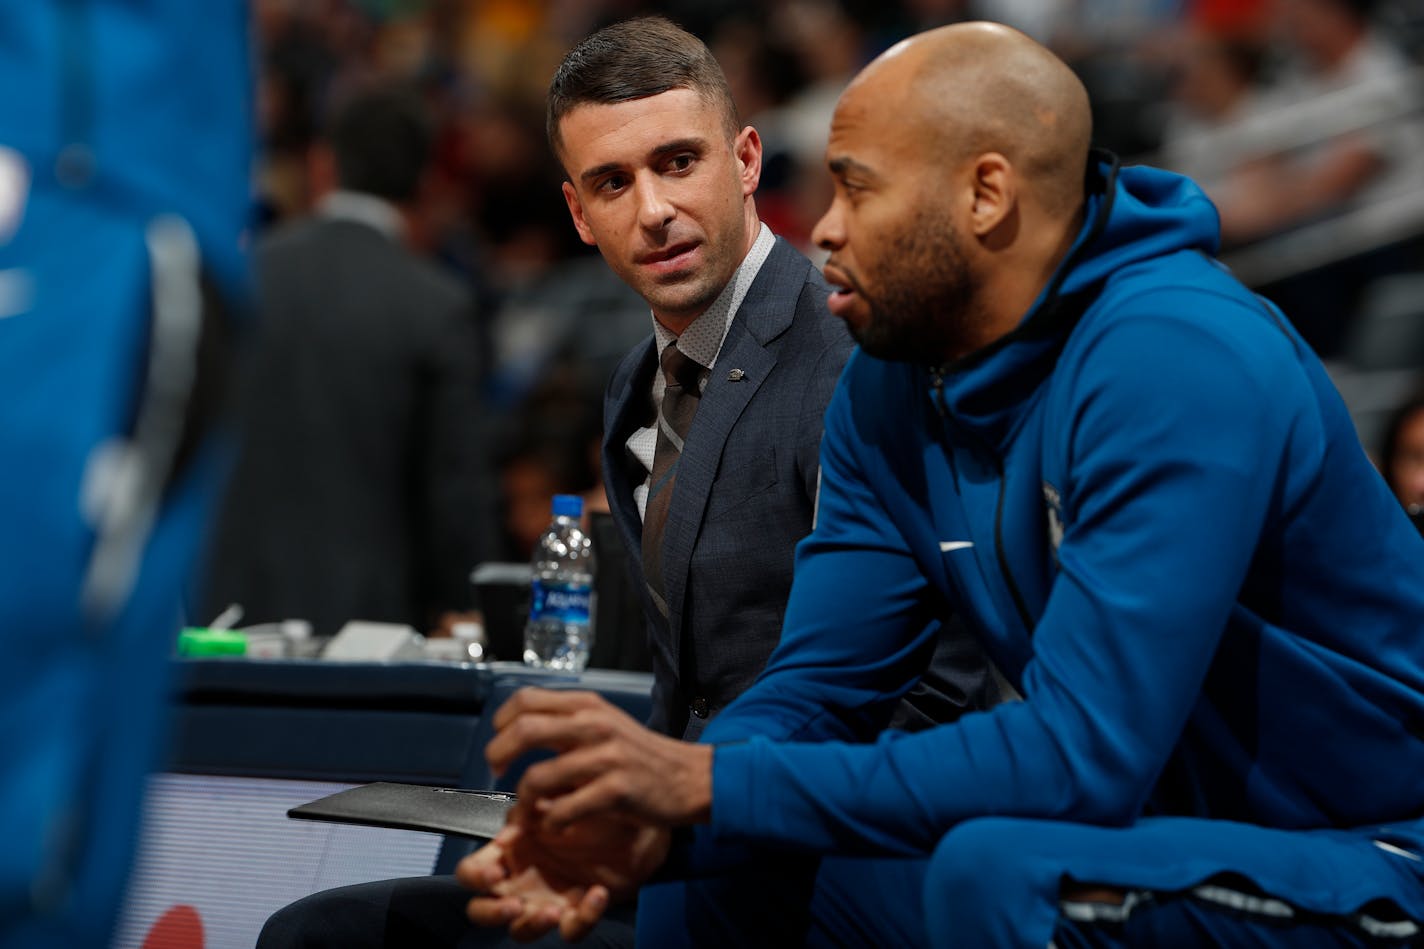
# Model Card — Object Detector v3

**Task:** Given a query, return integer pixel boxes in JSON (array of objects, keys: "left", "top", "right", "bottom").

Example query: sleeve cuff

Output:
[{"left": 649, "top": 740, "right": 761, "bottom": 881}]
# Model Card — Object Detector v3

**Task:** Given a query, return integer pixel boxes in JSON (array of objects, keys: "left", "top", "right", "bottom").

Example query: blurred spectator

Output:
[
  {"left": 253, "top": 2, "right": 327, "bottom": 226},
  {"left": 1048, "top": 0, "right": 1183, "bottom": 157},
  {"left": 741, "top": 0, "right": 874, "bottom": 254},
  {"left": 494, "top": 371, "right": 606, "bottom": 560},
  {"left": 241, "top": 0, "right": 1424, "bottom": 500},
  {"left": 483, "top": 241, "right": 650, "bottom": 411},
  {"left": 487, "top": 365, "right": 651, "bottom": 672},
  {"left": 1189, "top": 0, "right": 1273, "bottom": 38},
  {"left": 1213, "top": 0, "right": 1424, "bottom": 246},
  {"left": 202, "top": 85, "right": 498, "bottom": 637},
  {"left": 707, "top": 14, "right": 810, "bottom": 242},
  {"left": 1380, "top": 390, "right": 1424, "bottom": 529},
  {"left": 434, "top": 90, "right": 649, "bottom": 410},
  {"left": 1157, "top": 28, "right": 1270, "bottom": 186},
  {"left": 253, "top": 0, "right": 380, "bottom": 228},
  {"left": 1161, "top": 0, "right": 1424, "bottom": 356},
  {"left": 771, "top": 0, "right": 868, "bottom": 174}
]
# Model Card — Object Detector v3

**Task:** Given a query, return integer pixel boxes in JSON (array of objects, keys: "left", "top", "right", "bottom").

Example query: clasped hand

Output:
[{"left": 457, "top": 688, "right": 714, "bottom": 941}]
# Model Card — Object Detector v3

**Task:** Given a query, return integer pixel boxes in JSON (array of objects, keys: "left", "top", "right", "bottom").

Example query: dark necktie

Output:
[{"left": 642, "top": 340, "right": 703, "bottom": 618}]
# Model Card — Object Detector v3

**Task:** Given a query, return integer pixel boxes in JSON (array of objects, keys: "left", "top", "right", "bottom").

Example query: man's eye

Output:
[
  {"left": 669, "top": 154, "right": 695, "bottom": 172},
  {"left": 599, "top": 175, "right": 628, "bottom": 193}
]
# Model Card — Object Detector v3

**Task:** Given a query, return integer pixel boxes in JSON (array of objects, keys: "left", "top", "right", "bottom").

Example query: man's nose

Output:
[
  {"left": 636, "top": 177, "right": 675, "bottom": 231},
  {"left": 812, "top": 201, "right": 843, "bottom": 251}
]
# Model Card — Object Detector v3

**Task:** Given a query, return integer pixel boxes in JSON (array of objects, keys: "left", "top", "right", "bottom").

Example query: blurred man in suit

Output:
[{"left": 203, "top": 86, "right": 495, "bottom": 637}]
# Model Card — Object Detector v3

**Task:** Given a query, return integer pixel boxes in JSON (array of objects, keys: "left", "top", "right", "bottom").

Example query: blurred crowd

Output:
[{"left": 214, "top": 0, "right": 1424, "bottom": 632}]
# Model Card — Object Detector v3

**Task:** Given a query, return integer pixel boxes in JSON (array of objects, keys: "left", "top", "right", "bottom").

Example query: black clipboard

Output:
[{"left": 288, "top": 782, "right": 516, "bottom": 841}]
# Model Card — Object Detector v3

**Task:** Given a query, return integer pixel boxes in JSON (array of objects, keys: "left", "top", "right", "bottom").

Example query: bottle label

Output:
[{"left": 529, "top": 579, "right": 592, "bottom": 624}]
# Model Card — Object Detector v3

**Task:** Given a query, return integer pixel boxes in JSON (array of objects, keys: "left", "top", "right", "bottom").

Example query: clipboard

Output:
[{"left": 288, "top": 781, "right": 516, "bottom": 841}]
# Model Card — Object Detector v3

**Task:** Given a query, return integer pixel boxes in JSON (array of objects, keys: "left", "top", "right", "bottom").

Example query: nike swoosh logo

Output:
[
  {"left": 1374, "top": 840, "right": 1422, "bottom": 861},
  {"left": 939, "top": 541, "right": 974, "bottom": 552}
]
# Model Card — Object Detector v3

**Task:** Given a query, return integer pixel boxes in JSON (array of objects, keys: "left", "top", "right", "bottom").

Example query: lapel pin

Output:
[{"left": 727, "top": 368, "right": 746, "bottom": 382}]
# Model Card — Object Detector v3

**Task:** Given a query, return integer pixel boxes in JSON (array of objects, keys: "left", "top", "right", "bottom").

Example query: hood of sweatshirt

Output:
[{"left": 930, "top": 153, "right": 1222, "bottom": 451}]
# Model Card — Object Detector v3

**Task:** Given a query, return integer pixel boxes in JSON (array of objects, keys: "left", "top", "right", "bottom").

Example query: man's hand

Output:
[
  {"left": 457, "top": 811, "right": 670, "bottom": 942},
  {"left": 486, "top": 688, "right": 714, "bottom": 830}
]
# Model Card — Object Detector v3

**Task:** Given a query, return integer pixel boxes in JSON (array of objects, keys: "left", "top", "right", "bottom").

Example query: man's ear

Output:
[
  {"left": 968, "top": 152, "right": 1015, "bottom": 237},
  {"left": 562, "top": 181, "right": 597, "bottom": 246},
  {"left": 734, "top": 126, "right": 763, "bottom": 197}
]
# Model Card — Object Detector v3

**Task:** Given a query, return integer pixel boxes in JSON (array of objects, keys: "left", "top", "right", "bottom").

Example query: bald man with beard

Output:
[{"left": 461, "top": 22, "right": 1424, "bottom": 947}]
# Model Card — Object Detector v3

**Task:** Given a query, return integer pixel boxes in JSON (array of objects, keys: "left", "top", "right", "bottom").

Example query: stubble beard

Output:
[
  {"left": 855, "top": 210, "right": 979, "bottom": 365},
  {"left": 645, "top": 270, "right": 723, "bottom": 323},
  {"left": 641, "top": 212, "right": 747, "bottom": 324}
]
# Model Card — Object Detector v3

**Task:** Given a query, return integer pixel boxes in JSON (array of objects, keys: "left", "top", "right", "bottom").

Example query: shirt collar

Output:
[{"left": 318, "top": 190, "right": 405, "bottom": 242}]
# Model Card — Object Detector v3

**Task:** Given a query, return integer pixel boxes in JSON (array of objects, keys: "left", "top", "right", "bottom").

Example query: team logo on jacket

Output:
[{"left": 1043, "top": 481, "right": 1064, "bottom": 555}]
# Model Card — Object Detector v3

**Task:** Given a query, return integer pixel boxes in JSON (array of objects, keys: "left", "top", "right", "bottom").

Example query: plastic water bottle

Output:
[{"left": 523, "top": 494, "right": 596, "bottom": 671}]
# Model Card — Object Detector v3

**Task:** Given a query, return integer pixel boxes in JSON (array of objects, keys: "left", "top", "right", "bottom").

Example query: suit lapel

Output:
[
  {"left": 659, "top": 240, "right": 805, "bottom": 663},
  {"left": 603, "top": 337, "right": 657, "bottom": 584}
]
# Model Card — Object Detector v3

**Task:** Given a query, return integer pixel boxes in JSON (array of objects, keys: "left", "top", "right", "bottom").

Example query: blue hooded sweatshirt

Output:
[{"left": 696, "top": 158, "right": 1424, "bottom": 907}]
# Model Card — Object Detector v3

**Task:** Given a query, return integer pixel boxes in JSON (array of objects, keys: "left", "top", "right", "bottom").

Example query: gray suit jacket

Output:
[
  {"left": 605, "top": 238, "right": 999, "bottom": 738},
  {"left": 604, "top": 237, "right": 851, "bottom": 738},
  {"left": 203, "top": 215, "right": 496, "bottom": 634}
]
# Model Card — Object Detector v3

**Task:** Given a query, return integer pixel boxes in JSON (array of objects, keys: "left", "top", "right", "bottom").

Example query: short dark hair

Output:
[
  {"left": 326, "top": 86, "right": 433, "bottom": 203},
  {"left": 546, "top": 16, "right": 739, "bottom": 161}
]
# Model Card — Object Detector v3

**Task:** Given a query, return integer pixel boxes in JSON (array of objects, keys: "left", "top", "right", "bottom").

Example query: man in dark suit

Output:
[
  {"left": 258, "top": 19, "right": 991, "bottom": 949},
  {"left": 576, "top": 75, "right": 852, "bottom": 743},
  {"left": 203, "top": 87, "right": 494, "bottom": 636},
  {"left": 599, "top": 245, "right": 848, "bottom": 738}
]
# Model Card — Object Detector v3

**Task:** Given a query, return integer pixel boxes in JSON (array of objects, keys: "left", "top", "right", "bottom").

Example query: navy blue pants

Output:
[
  {"left": 637, "top": 817, "right": 1424, "bottom": 947},
  {"left": 922, "top": 816, "right": 1423, "bottom": 947},
  {"left": 258, "top": 817, "right": 1424, "bottom": 947}
]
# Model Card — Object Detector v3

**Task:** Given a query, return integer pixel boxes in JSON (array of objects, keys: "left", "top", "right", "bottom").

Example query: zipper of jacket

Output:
[
  {"left": 928, "top": 367, "right": 961, "bottom": 494},
  {"left": 916, "top": 158, "right": 1123, "bottom": 637},
  {"left": 928, "top": 367, "right": 1035, "bottom": 636},
  {"left": 989, "top": 450, "right": 1035, "bottom": 635}
]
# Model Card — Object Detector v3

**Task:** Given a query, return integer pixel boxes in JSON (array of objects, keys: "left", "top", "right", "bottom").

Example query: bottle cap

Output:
[{"left": 552, "top": 494, "right": 583, "bottom": 518}]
